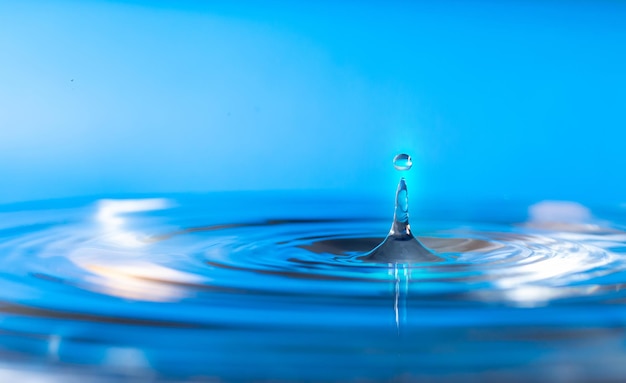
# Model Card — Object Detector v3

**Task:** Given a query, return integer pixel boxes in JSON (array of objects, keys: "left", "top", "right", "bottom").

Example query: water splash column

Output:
[{"left": 365, "top": 154, "right": 441, "bottom": 263}]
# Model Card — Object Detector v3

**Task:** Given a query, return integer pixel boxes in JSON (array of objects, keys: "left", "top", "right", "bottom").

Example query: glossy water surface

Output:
[{"left": 1, "top": 193, "right": 626, "bottom": 382}]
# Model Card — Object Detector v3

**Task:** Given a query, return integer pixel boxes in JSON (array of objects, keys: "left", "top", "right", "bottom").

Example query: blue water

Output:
[{"left": 1, "top": 192, "right": 626, "bottom": 381}]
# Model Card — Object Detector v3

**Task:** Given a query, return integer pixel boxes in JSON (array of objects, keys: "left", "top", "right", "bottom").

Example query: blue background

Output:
[{"left": 1, "top": 0, "right": 625, "bottom": 205}]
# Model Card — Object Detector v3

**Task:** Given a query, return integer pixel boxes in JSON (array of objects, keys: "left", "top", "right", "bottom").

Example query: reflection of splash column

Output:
[{"left": 392, "top": 263, "right": 409, "bottom": 336}]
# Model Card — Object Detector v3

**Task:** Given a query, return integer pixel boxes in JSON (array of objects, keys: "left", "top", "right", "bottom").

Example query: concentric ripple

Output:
[{"left": 1, "top": 194, "right": 626, "bottom": 381}]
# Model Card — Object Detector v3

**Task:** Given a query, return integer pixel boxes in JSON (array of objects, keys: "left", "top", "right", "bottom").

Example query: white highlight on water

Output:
[{"left": 96, "top": 198, "right": 172, "bottom": 247}]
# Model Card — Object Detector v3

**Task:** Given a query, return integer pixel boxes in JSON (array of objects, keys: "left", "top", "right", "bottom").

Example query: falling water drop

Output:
[
  {"left": 392, "top": 153, "right": 412, "bottom": 171},
  {"left": 364, "top": 154, "right": 441, "bottom": 263}
]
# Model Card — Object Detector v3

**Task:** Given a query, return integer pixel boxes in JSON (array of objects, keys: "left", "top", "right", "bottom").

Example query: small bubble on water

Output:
[{"left": 393, "top": 154, "right": 412, "bottom": 171}]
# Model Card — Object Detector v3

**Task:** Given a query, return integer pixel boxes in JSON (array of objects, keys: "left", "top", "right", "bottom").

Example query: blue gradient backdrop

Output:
[{"left": 1, "top": 1, "right": 625, "bottom": 205}]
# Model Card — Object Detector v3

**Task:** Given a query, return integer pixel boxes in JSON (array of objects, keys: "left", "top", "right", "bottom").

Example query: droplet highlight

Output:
[{"left": 393, "top": 153, "right": 412, "bottom": 171}]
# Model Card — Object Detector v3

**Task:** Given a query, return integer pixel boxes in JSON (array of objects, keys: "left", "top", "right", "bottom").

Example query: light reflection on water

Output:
[{"left": 1, "top": 193, "right": 626, "bottom": 381}]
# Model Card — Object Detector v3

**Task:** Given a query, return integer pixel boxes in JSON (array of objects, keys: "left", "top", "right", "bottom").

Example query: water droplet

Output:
[{"left": 393, "top": 153, "right": 412, "bottom": 171}]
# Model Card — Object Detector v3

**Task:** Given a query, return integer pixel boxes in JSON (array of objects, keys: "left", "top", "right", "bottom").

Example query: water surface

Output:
[{"left": 1, "top": 193, "right": 626, "bottom": 382}]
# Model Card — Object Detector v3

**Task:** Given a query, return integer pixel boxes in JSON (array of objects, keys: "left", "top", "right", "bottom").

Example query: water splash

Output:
[{"left": 364, "top": 154, "right": 442, "bottom": 263}]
